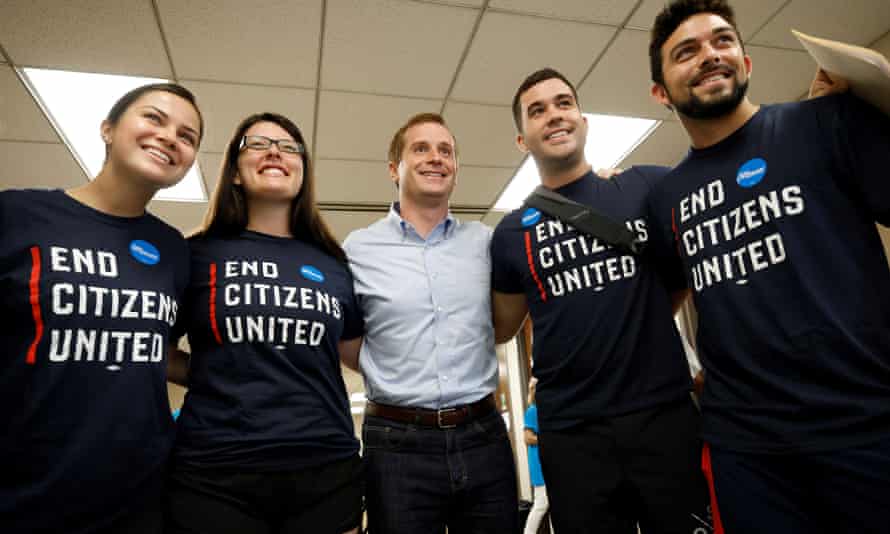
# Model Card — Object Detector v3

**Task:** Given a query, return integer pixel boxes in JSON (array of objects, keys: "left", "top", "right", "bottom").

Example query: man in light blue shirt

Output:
[{"left": 341, "top": 112, "right": 518, "bottom": 534}]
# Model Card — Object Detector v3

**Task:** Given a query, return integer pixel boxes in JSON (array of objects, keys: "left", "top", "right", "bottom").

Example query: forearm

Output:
[
  {"left": 339, "top": 337, "right": 362, "bottom": 372},
  {"left": 167, "top": 346, "right": 190, "bottom": 387},
  {"left": 492, "top": 291, "right": 529, "bottom": 344}
]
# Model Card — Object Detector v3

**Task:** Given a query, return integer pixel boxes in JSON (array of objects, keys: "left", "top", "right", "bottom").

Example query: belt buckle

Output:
[{"left": 436, "top": 407, "right": 458, "bottom": 429}]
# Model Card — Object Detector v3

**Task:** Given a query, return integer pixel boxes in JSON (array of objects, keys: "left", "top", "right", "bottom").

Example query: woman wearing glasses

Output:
[
  {"left": 166, "top": 113, "right": 363, "bottom": 534},
  {"left": 0, "top": 83, "right": 202, "bottom": 534}
]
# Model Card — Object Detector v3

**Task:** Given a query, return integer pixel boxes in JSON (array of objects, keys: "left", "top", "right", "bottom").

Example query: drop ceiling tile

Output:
[
  {"left": 315, "top": 159, "right": 395, "bottom": 204},
  {"left": 443, "top": 102, "right": 523, "bottom": 167},
  {"left": 418, "top": 0, "right": 485, "bottom": 6},
  {"left": 183, "top": 81, "right": 316, "bottom": 153},
  {"left": 314, "top": 159, "right": 511, "bottom": 207},
  {"left": 0, "top": 0, "right": 171, "bottom": 77},
  {"left": 578, "top": 30, "right": 672, "bottom": 120},
  {"left": 456, "top": 212, "right": 485, "bottom": 222},
  {"left": 451, "top": 11, "right": 616, "bottom": 105},
  {"left": 618, "top": 120, "right": 689, "bottom": 168},
  {"left": 621, "top": 0, "right": 661, "bottom": 30},
  {"left": 0, "top": 66, "right": 58, "bottom": 142},
  {"left": 489, "top": 0, "right": 635, "bottom": 25},
  {"left": 750, "top": 0, "right": 890, "bottom": 50},
  {"left": 628, "top": 0, "right": 785, "bottom": 37},
  {"left": 316, "top": 91, "right": 441, "bottom": 161},
  {"left": 481, "top": 209, "right": 506, "bottom": 227},
  {"left": 871, "top": 30, "right": 890, "bottom": 57},
  {"left": 0, "top": 141, "right": 85, "bottom": 190},
  {"left": 452, "top": 165, "right": 514, "bottom": 206},
  {"left": 323, "top": 210, "right": 390, "bottom": 242},
  {"left": 148, "top": 200, "right": 207, "bottom": 235},
  {"left": 198, "top": 152, "right": 224, "bottom": 198},
  {"left": 745, "top": 45, "right": 815, "bottom": 105},
  {"left": 157, "top": 0, "right": 321, "bottom": 87},
  {"left": 322, "top": 0, "right": 477, "bottom": 98}
]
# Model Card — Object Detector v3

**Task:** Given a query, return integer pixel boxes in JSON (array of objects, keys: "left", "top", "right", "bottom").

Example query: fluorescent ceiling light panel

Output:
[
  {"left": 20, "top": 68, "right": 205, "bottom": 202},
  {"left": 493, "top": 114, "right": 660, "bottom": 211},
  {"left": 349, "top": 392, "right": 366, "bottom": 403}
]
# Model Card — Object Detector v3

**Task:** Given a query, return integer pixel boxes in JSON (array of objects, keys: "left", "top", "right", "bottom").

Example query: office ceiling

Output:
[{"left": 3, "top": 0, "right": 889, "bottom": 234}]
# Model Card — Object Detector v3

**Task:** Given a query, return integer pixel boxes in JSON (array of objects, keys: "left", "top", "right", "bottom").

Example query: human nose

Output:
[
  {"left": 699, "top": 41, "right": 721, "bottom": 66},
  {"left": 427, "top": 148, "right": 444, "bottom": 164},
  {"left": 157, "top": 124, "right": 179, "bottom": 149},
  {"left": 545, "top": 106, "right": 564, "bottom": 126},
  {"left": 265, "top": 141, "right": 282, "bottom": 157}
]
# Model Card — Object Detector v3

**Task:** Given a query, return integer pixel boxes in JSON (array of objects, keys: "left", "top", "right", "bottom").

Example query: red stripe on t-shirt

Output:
[
  {"left": 701, "top": 443, "right": 726, "bottom": 534},
  {"left": 26, "top": 246, "right": 43, "bottom": 365},
  {"left": 671, "top": 207, "right": 680, "bottom": 252},
  {"left": 209, "top": 263, "right": 222, "bottom": 345},
  {"left": 524, "top": 231, "right": 547, "bottom": 302}
]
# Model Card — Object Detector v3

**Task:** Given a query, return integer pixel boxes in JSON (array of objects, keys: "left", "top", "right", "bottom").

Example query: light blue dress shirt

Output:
[{"left": 343, "top": 204, "right": 498, "bottom": 409}]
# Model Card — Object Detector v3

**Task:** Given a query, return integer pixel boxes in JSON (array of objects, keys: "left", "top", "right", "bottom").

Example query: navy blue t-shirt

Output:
[
  {"left": 491, "top": 168, "right": 692, "bottom": 431},
  {"left": 0, "top": 189, "right": 189, "bottom": 533},
  {"left": 646, "top": 94, "right": 890, "bottom": 454},
  {"left": 172, "top": 231, "right": 361, "bottom": 471}
]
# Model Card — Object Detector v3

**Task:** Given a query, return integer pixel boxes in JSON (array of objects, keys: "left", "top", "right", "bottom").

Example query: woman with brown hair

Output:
[
  {"left": 0, "top": 82, "right": 203, "bottom": 534},
  {"left": 165, "top": 113, "right": 362, "bottom": 534}
]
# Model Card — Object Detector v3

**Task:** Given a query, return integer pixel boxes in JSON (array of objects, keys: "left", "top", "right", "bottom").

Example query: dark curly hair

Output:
[{"left": 649, "top": 0, "right": 742, "bottom": 85}]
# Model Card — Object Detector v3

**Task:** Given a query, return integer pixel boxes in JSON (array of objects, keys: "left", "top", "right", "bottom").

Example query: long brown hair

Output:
[{"left": 197, "top": 112, "right": 345, "bottom": 263}]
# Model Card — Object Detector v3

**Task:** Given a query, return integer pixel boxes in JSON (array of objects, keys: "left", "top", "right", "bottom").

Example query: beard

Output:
[{"left": 670, "top": 77, "right": 749, "bottom": 119}]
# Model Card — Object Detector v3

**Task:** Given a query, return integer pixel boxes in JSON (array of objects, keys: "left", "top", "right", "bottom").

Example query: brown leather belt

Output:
[{"left": 365, "top": 394, "right": 496, "bottom": 429}]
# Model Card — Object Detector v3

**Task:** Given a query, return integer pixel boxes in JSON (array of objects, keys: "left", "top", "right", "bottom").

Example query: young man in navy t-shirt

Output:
[
  {"left": 647, "top": 1, "right": 890, "bottom": 532},
  {"left": 491, "top": 68, "right": 711, "bottom": 534}
]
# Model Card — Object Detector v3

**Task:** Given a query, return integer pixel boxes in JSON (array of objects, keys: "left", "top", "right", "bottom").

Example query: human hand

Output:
[
  {"left": 808, "top": 68, "right": 849, "bottom": 99},
  {"left": 595, "top": 167, "right": 624, "bottom": 179}
]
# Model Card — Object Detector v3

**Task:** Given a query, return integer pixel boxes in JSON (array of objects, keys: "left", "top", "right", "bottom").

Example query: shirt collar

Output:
[{"left": 388, "top": 202, "right": 458, "bottom": 240}]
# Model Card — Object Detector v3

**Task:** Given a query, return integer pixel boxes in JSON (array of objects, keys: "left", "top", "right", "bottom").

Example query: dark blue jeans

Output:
[{"left": 363, "top": 410, "right": 519, "bottom": 534}]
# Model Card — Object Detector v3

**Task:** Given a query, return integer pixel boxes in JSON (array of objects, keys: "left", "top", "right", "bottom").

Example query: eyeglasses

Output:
[{"left": 240, "top": 135, "right": 304, "bottom": 154}]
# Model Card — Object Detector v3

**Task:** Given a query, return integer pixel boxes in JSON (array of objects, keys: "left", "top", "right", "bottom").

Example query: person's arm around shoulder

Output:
[
  {"left": 492, "top": 290, "right": 529, "bottom": 344},
  {"left": 339, "top": 336, "right": 362, "bottom": 373},
  {"left": 808, "top": 68, "right": 850, "bottom": 100}
]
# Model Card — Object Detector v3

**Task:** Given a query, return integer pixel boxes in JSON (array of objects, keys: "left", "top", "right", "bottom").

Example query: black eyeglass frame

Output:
[{"left": 239, "top": 135, "right": 305, "bottom": 154}]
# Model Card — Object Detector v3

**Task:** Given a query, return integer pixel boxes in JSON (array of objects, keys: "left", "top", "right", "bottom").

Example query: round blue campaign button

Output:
[
  {"left": 129, "top": 240, "right": 160, "bottom": 265},
  {"left": 736, "top": 158, "right": 767, "bottom": 188},
  {"left": 300, "top": 265, "right": 325, "bottom": 283},
  {"left": 521, "top": 208, "right": 541, "bottom": 227}
]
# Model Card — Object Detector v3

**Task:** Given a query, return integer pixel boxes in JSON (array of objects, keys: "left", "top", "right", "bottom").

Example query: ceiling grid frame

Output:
[
  {"left": 310, "top": 0, "right": 328, "bottom": 166},
  {"left": 438, "top": 0, "right": 490, "bottom": 115},
  {"left": 0, "top": 0, "right": 887, "bottom": 234}
]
